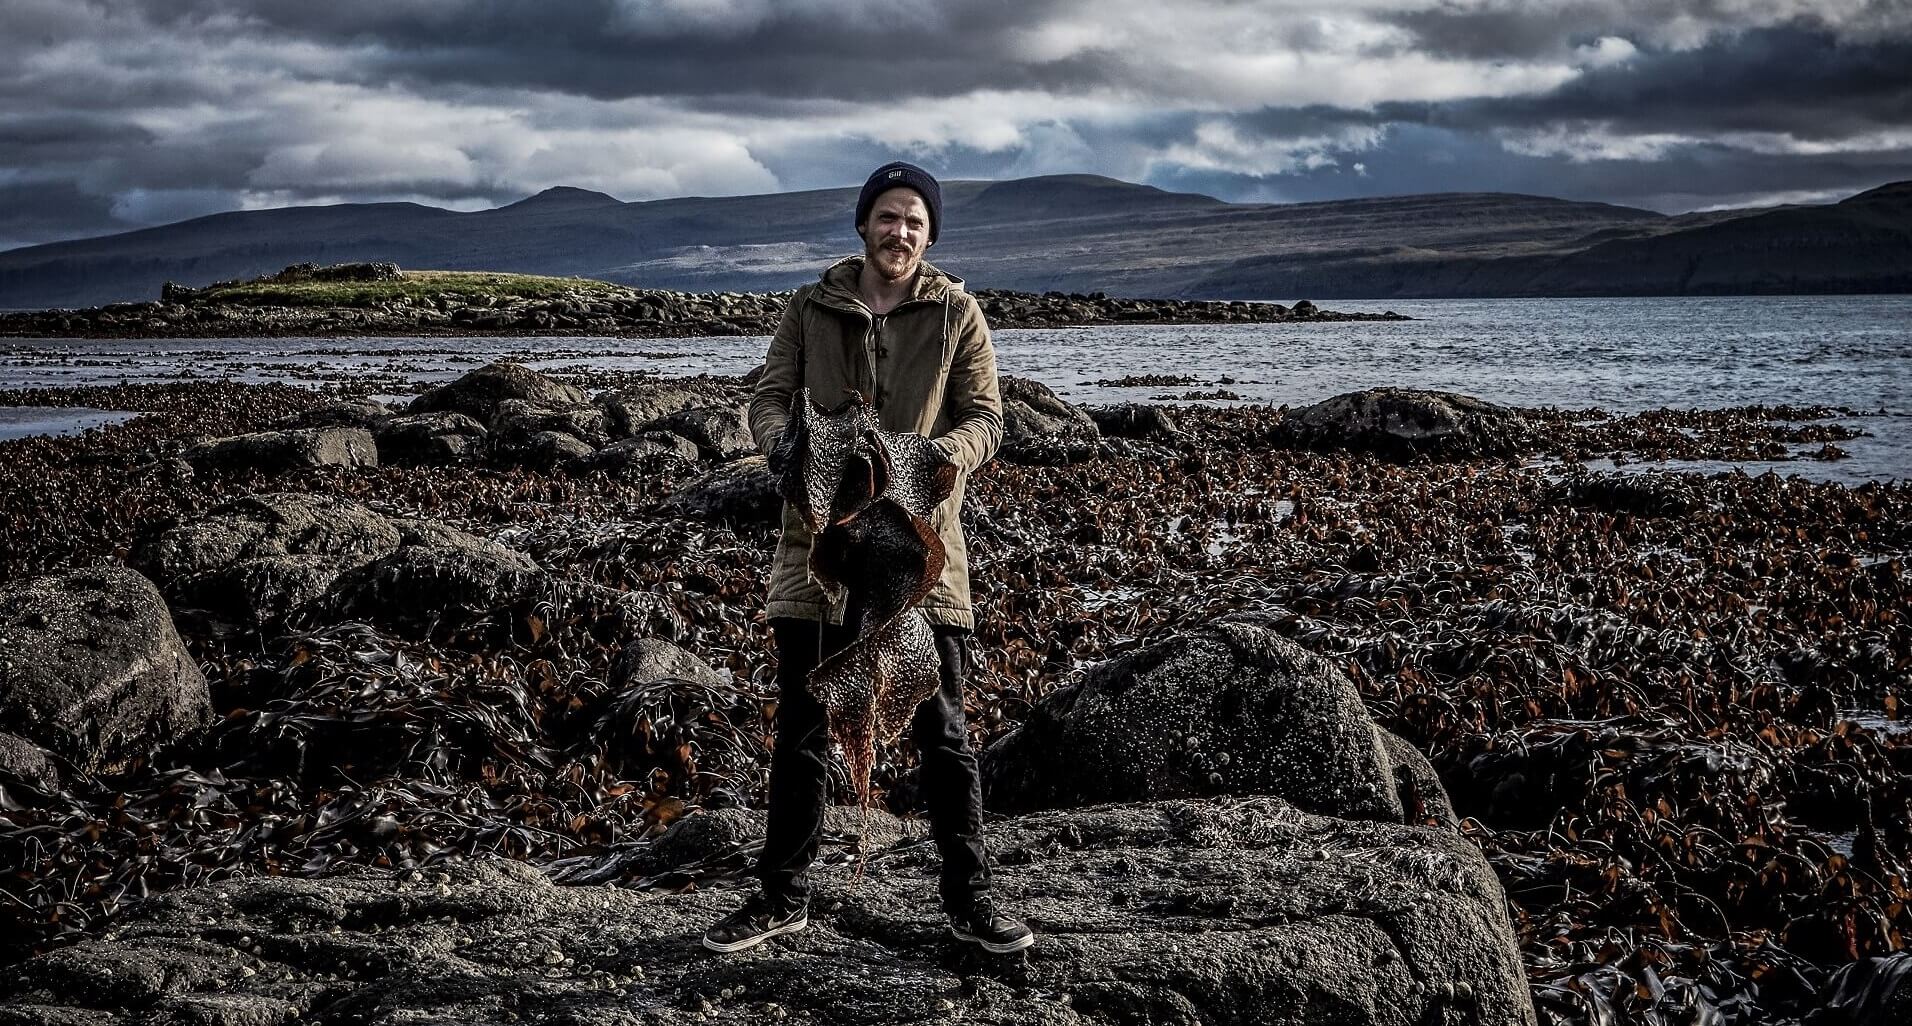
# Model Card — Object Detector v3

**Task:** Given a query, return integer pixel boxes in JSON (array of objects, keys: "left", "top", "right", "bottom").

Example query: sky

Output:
[{"left": 3, "top": 0, "right": 1910, "bottom": 251}]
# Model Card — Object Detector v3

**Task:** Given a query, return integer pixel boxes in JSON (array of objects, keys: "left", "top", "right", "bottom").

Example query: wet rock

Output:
[
  {"left": 0, "top": 566, "right": 210, "bottom": 775},
  {"left": 3, "top": 799, "right": 1534, "bottom": 1026},
  {"left": 1278, "top": 388, "right": 1540, "bottom": 460},
  {"left": 182, "top": 426, "right": 378, "bottom": 475},
  {"left": 998, "top": 375, "right": 1102, "bottom": 465},
  {"left": 664, "top": 455, "right": 779, "bottom": 524},
  {"left": 407, "top": 362, "right": 586, "bottom": 421},
  {"left": 597, "top": 379, "right": 744, "bottom": 438},
  {"left": 304, "top": 538, "right": 541, "bottom": 637},
  {"left": 373, "top": 411, "right": 488, "bottom": 466},
  {"left": 0, "top": 729, "right": 62, "bottom": 790},
  {"left": 980, "top": 618, "right": 1442, "bottom": 825},
  {"left": 1085, "top": 402, "right": 1182, "bottom": 441},
  {"left": 648, "top": 405, "right": 754, "bottom": 461}
]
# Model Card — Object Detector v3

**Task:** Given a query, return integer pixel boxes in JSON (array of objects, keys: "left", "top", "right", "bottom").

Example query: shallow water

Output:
[
  {"left": 3, "top": 295, "right": 1907, "bottom": 478},
  {"left": 0, "top": 406, "right": 137, "bottom": 442}
]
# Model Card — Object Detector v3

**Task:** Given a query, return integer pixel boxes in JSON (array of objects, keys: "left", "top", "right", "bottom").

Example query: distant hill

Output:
[{"left": 2, "top": 174, "right": 1907, "bottom": 307}]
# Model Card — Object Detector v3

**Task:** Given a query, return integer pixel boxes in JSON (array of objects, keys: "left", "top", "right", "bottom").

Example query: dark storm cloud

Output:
[{"left": 2, "top": 0, "right": 1909, "bottom": 249}]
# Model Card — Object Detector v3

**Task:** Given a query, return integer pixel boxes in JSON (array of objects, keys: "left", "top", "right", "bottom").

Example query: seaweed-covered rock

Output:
[
  {"left": 496, "top": 429, "right": 597, "bottom": 471},
  {"left": 1, "top": 799, "right": 1536, "bottom": 1025},
  {"left": 0, "top": 566, "right": 210, "bottom": 775},
  {"left": 488, "top": 399, "right": 613, "bottom": 449},
  {"left": 999, "top": 375, "right": 1101, "bottom": 464},
  {"left": 374, "top": 411, "right": 488, "bottom": 466},
  {"left": 1086, "top": 402, "right": 1182, "bottom": 441},
  {"left": 407, "top": 362, "right": 587, "bottom": 421},
  {"left": 306, "top": 539, "right": 541, "bottom": 636},
  {"left": 1554, "top": 471, "right": 1703, "bottom": 516},
  {"left": 181, "top": 426, "right": 378, "bottom": 474},
  {"left": 1278, "top": 388, "right": 1538, "bottom": 460},
  {"left": 665, "top": 455, "right": 779, "bottom": 524},
  {"left": 980, "top": 618, "right": 1446, "bottom": 826},
  {"left": 583, "top": 432, "right": 702, "bottom": 474}
]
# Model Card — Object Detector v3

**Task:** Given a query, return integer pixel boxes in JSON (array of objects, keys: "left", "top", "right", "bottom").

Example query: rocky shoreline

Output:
[
  {"left": 0, "top": 263, "right": 1405, "bottom": 339},
  {"left": 0, "top": 365, "right": 1908, "bottom": 1025}
]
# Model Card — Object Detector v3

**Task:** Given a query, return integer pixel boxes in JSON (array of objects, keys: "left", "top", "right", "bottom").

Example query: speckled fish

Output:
[{"left": 772, "top": 387, "right": 958, "bottom": 813}]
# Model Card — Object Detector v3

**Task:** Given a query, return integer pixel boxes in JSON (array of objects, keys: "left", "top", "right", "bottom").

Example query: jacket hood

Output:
[{"left": 814, "top": 255, "right": 965, "bottom": 312}]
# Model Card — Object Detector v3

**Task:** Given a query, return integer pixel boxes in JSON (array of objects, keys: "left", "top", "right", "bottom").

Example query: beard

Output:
[{"left": 865, "top": 237, "right": 921, "bottom": 282}]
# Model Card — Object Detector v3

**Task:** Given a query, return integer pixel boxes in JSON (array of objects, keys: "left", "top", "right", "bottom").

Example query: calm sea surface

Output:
[{"left": 3, "top": 296, "right": 1908, "bottom": 480}]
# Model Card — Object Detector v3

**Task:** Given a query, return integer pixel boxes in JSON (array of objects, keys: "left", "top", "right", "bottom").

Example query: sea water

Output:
[{"left": 2, "top": 295, "right": 1907, "bottom": 480}]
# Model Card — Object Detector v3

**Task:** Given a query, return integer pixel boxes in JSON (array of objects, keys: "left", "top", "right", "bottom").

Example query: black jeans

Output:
[{"left": 758, "top": 617, "right": 992, "bottom": 910}]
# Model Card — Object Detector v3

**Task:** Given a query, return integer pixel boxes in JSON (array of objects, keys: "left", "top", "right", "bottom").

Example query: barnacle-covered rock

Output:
[
  {"left": 980, "top": 618, "right": 1450, "bottom": 826},
  {"left": 0, "top": 566, "right": 210, "bottom": 776},
  {"left": 4, "top": 799, "right": 1535, "bottom": 1026}
]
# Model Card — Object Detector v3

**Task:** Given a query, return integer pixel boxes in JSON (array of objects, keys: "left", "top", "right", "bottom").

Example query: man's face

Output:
[{"left": 859, "top": 187, "right": 931, "bottom": 283}]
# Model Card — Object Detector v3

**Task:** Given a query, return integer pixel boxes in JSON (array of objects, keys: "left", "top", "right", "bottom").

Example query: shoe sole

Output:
[
  {"left": 702, "top": 914, "right": 808, "bottom": 954},
  {"left": 949, "top": 925, "right": 1036, "bottom": 954}
]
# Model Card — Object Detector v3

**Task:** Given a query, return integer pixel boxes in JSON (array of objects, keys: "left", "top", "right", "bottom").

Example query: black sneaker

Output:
[
  {"left": 701, "top": 892, "right": 809, "bottom": 953},
  {"left": 947, "top": 895, "right": 1034, "bottom": 954}
]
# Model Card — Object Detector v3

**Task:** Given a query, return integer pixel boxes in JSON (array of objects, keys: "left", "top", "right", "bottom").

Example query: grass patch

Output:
[{"left": 196, "top": 270, "right": 636, "bottom": 307}]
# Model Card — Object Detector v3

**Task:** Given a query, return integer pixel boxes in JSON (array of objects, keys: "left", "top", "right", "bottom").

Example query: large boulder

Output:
[
  {"left": 1, "top": 799, "right": 1536, "bottom": 1025},
  {"left": 132, "top": 493, "right": 404, "bottom": 628},
  {"left": 0, "top": 566, "right": 211, "bottom": 776},
  {"left": 999, "top": 375, "right": 1101, "bottom": 464},
  {"left": 981, "top": 618, "right": 1450, "bottom": 826},
  {"left": 374, "top": 411, "right": 488, "bottom": 466},
  {"left": 182, "top": 426, "right": 378, "bottom": 475},
  {"left": 1279, "top": 389, "right": 1540, "bottom": 460},
  {"left": 1086, "top": 402, "right": 1182, "bottom": 441},
  {"left": 408, "top": 362, "right": 587, "bottom": 421}
]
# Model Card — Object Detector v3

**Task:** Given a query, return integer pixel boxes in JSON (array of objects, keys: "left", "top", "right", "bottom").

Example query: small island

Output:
[{"left": 0, "top": 262, "right": 1407, "bottom": 339}]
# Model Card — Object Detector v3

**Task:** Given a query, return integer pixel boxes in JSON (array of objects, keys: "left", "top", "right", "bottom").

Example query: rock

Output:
[
  {"left": 131, "top": 493, "right": 404, "bottom": 627},
  {"left": 0, "top": 729, "right": 62, "bottom": 790},
  {"left": 1279, "top": 388, "right": 1540, "bottom": 460},
  {"left": 1291, "top": 299, "right": 1318, "bottom": 315},
  {"left": 305, "top": 539, "right": 540, "bottom": 637},
  {"left": 488, "top": 399, "right": 613, "bottom": 448},
  {"left": 596, "top": 379, "right": 744, "bottom": 438},
  {"left": 0, "top": 566, "right": 211, "bottom": 776},
  {"left": 980, "top": 618, "right": 1441, "bottom": 825},
  {"left": 181, "top": 427, "right": 378, "bottom": 475},
  {"left": 2, "top": 799, "right": 1535, "bottom": 1026},
  {"left": 664, "top": 455, "right": 779, "bottom": 524},
  {"left": 648, "top": 405, "right": 754, "bottom": 461},
  {"left": 496, "top": 429, "right": 597, "bottom": 471},
  {"left": 1085, "top": 402, "right": 1182, "bottom": 441},
  {"left": 407, "top": 362, "right": 587, "bottom": 421},
  {"left": 582, "top": 432, "right": 703, "bottom": 474},
  {"left": 998, "top": 375, "right": 1101, "bottom": 464},
  {"left": 374, "top": 411, "right": 488, "bottom": 466},
  {"left": 133, "top": 492, "right": 403, "bottom": 584},
  {"left": 290, "top": 397, "right": 392, "bottom": 429},
  {"left": 609, "top": 636, "right": 725, "bottom": 690}
]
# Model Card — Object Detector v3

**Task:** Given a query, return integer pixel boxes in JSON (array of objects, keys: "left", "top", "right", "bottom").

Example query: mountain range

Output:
[{"left": 2, "top": 175, "right": 1908, "bottom": 308}]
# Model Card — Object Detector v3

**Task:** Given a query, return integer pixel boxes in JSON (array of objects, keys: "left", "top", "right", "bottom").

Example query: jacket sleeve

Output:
[
  {"left": 748, "top": 289, "right": 806, "bottom": 455},
  {"left": 934, "top": 294, "right": 1003, "bottom": 473}
]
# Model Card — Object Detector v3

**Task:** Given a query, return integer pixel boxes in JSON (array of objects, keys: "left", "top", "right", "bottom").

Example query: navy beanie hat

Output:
[{"left": 855, "top": 161, "right": 942, "bottom": 243}]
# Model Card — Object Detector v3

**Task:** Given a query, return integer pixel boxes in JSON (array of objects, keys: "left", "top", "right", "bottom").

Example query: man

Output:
[{"left": 702, "top": 161, "right": 1033, "bottom": 955}]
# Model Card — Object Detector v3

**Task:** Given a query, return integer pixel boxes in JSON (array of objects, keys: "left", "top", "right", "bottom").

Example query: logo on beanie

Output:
[{"left": 888, "top": 170, "right": 902, "bottom": 179}]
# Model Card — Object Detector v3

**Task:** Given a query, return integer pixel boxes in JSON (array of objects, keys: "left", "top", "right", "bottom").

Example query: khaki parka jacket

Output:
[{"left": 747, "top": 255, "right": 1003, "bottom": 629}]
